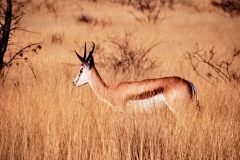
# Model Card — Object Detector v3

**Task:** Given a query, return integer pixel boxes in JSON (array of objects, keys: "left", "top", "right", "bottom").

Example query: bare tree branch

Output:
[
  {"left": 4, "top": 41, "right": 43, "bottom": 67},
  {"left": 0, "top": 0, "right": 43, "bottom": 80},
  {"left": 188, "top": 43, "right": 240, "bottom": 86}
]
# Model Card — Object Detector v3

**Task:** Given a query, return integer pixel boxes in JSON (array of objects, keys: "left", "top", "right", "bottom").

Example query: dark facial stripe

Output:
[{"left": 127, "top": 87, "right": 164, "bottom": 101}]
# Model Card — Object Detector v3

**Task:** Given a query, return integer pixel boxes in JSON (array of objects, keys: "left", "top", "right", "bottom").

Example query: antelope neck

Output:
[{"left": 88, "top": 66, "right": 110, "bottom": 101}]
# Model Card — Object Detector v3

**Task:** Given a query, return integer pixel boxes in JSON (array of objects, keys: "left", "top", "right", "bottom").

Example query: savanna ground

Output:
[{"left": 0, "top": 0, "right": 240, "bottom": 159}]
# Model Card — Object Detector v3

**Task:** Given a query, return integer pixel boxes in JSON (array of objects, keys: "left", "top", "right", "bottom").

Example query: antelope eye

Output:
[{"left": 80, "top": 69, "right": 83, "bottom": 73}]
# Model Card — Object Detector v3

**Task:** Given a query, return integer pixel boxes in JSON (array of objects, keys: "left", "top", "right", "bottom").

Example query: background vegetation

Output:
[{"left": 0, "top": 0, "right": 239, "bottom": 159}]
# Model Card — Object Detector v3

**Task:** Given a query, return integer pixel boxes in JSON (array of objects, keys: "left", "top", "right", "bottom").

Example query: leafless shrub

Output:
[
  {"left": 87, "top": 0, "right": 98, "bottom": 2},
  {"left": 76, "top": 14, "right": 112, "bottom": 28},
  {"left": 31, "top": 0, "right": 58, "bottom": 18},
  {"left": 112, "top": 0, "right": 175, "bottom": 23},
  {"left": 77, "top": 14, "right": 93, "bottom": 24},
  {"left": 96, "top": 31, "right": 161, "bottom": 81},
  {"left": 187, "top": 43, "right": 240, "bottom": 86},
  {"left": 10, "top": 0, "right": 59, "bottom": 18},
  {"left": 110, "top": 0, "right": 132, "bottom": 5},
  {"left": 51, "top": 32, "right": 63, "bottom": 44},
  {"left": 212, "top": 0, "right": 240, "bottom": 16},
  {"left": 176, "top": 0, "right": 200, "bottom": 11}
]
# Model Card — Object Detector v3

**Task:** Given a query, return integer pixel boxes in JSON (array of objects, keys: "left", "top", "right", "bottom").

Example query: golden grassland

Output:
[{"left": 1, "top": 0, "right": 240, "bottom": 159}]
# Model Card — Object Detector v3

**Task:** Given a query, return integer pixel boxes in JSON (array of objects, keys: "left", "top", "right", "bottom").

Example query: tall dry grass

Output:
[
  {"left": 1, "top": 0, "right": 240, "bottom": 159},
  {"left": 0, "top": 46, "right": 239, "bottom": 159}
]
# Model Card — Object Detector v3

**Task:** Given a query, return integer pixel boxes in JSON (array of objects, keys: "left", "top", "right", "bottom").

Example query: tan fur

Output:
[{"left": 87, "top": 66, "right": 194, "bottom": 113}]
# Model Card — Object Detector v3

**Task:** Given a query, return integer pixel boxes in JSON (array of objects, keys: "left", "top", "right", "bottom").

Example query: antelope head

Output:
[{"left": 73, "top": 42, "right": 95, "bottom": 87}]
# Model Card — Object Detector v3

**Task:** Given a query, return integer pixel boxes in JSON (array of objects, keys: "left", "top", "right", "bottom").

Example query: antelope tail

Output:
[{"left": 188, "top": 81, "right": 200, "bottom": 110}]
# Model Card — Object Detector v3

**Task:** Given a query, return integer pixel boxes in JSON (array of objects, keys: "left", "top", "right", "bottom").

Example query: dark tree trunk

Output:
[{"left": 0, "top": 0, "right": 12, "bottom": 71}]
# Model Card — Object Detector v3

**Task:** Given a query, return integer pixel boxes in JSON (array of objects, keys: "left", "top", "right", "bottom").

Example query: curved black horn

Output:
[
  {"left": 86, "top": 42, "right": 95, "bottom": 62},
  {"left": 75, "top": 50, "right": 89, "bottom": 67},
  {"left": 83, "top": 42, "right": 87, "bottom": 59}
]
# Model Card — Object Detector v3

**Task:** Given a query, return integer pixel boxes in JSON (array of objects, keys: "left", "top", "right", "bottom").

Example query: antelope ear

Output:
[
  {"left": 75, "top": 50, "right": 89, "bottom": 68},
  {"left": 89, "top": 56, "right": 95, "bottom": 68}
]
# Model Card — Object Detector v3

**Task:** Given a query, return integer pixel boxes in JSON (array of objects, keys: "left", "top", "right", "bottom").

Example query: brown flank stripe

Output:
[{"left": 127, "top": 87, "right": 164, "bottom": 101}]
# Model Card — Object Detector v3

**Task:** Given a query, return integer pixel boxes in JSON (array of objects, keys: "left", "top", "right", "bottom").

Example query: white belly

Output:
[{"left": 126, "top": 94, "right": 167, "bottom": 112}]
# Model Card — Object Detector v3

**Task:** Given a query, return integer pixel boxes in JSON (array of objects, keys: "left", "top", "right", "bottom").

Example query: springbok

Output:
[{"left": 73, "top": 42, "right": 199, "bottom": 114}]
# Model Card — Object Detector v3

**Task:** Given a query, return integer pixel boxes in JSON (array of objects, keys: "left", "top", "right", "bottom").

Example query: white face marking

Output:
[
  {"left": 126, "top": 94, "right": 167, "bottom": 112},
  {"left": 73, "top": 66, "right": 89, "bottom": 87}
]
